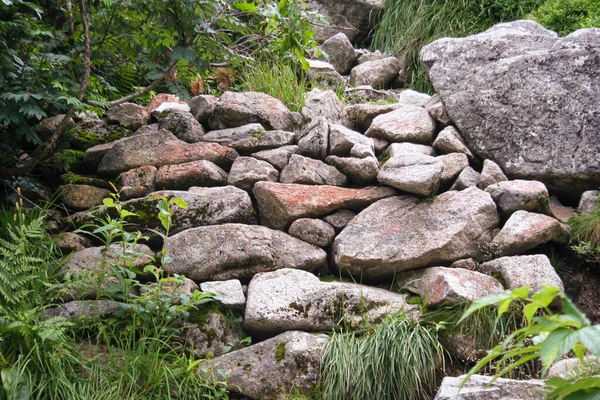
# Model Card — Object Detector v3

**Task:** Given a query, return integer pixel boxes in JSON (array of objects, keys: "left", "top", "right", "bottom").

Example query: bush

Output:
[{"left": 531, "top": 0, "right": 600, "bottom": 36}]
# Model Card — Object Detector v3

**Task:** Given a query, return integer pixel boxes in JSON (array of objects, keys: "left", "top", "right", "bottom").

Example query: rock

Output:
[
  {"left": 281, "top": 154, "right": 348, "bottom": 186},
  {"left": 579, "top": 190, "right": 599, "bottom": 213},
  {"left": 489, "top": 210, "right": 570, "bottom": 257},
  {"left": 433, "top": 126, "right": 475, "bottom": 159},
  {"left": 150, "top": 102, "right": 191, "bottom": 117},
  {"left": 385, "top": 142, "right": 436, "bottom": 158},
  {"left": 424, "top": 94, "right": 451, "bottom": 125},
  {"left": 155, "top": 160, "right": 228, "bottom": 190},
  {"left": 451, "top": 166, "right": 481, "bottom": 190},
  {"left": 397, "top": 267, "right": 504, "bottom": 307},
  {"left": 251, "top": 145, "right": 301, "bottom": 170},
  {"left": 37, "top": 114, "right": 74, "bottom": 141},
  {"left": 321, "top": 33, "right": 357, "bottom": 75},
  {"left": 547, "top": 356, "right": 600, "bottom": 380},
  {"left": 349, "top": 57, "right": 402, "bottom": 89},
  {"left": 253, "top": 182, "right": 395, "bottom": 230},
  {"left": 372, "top": 137, "right": 390, "bottom": 155},
  {"left": 165, "top": 224, "right": 327, "bottom": 281},
  {"left": 202, "top": 123, "right": 294, "bottom": 154},
  {"left": 332, "top": 188, "right": 499, "bottom": 280},
  {"left": 478, "top": 159, "right": 508, "bottom": 189},
  {"left": 307, "top": 59, "right": 345, "bottom": 87},
  {"left": 323, "top": 210, "right": 356, "bottom": 232},
  {"left": 117, "top": 165, "right": 157, "bottom": 200},
  {"left": 185, "top": 311, "right": 245, "bottom": 358},
  {"left": 157, "top": 110, "right": 206, "bottom": 143},
  {"left": 82, "top": 141, "right": 119, "bottom": 173},
  {"left": 366, "top": 106, "right": 436, "bottom": 144},
  {"left": 210, "top": 91, "right": 297, "bottom": 131},
  {"left": 106, "top": 102, "right": 150, "bottom": 131},
  {"left": 434, "top": 374, "right": 546, "bottom": 400},
  {"left": 296, "top": 117, "right": 329, "bottom": 159},
  {"left": 58, "top": 184, "right": 110, "bottom": 211},
  {"left": 199, "top": 280, "right": 246, "bottom": 310},
  {"left": 422, "top": 21, "right": 600, "bottom": 197},
  {"left": 357, "top": 49, "right": 385, "bottom": 64},
  {"left": 301, "top": 89, "right": 350, "bottom": 126},
  {"left": 480, "top": 255, "right": 564, "bottom": 294},
  {"left": 397, "top": 89, "right": 431, "bottom": 107},
  {"left": 147, "top": 94, "right": 187, "bottom": 113},
  {"left": 346, "top": 103, "right": 402, "bottom": 132},
  {"left": 326, "top": 155, "right": 379, "bottom": 185},
  {"left": 44, "top": 300, "right": 122, "bottom": 319},
  {"left": 201, "top": 330, "right": 326, "bottom": 399},
  {"left": 450, "top": 258, "right": 479, "bottom": 271},
  {"left": 157, "top": 277, "right": 198, "bottom": 305},
  {"left": 245, "top": 268, "right": 415, "bottom": 334},
  {"left": 378, "top": 154, "right": 443, "bottom": 197},
  {"left": 485, "top": 179, "right": 551, "bottom": 218},
  {"left": 349, "top": 143, "right": 374, "bottom": 159},
  {"left": 52, "top": 232, "right": 92, "bottom": 253},
  {"left": 228, "top": 156, "right": 279, "bottom": 191},
  {"left": 439, "top": 153, "right": 469, "bottom": 187},
  {"left": 69, "top": 120, "right": 133, "bottom": 151},
  {"left": 549, "top": 196, "right": 574, "bottom": 223},
  {"left": 328, "top": 124, "right": 374, "bottom": 156},
  {"left": 97, "top": 129, "right": 238, "bottom": 177},
  {"left": 288, "top": 218, "right": 336, "bottom": 247},
  {"left": 188, "top": 94, "right": 218, "bottom": 124}
]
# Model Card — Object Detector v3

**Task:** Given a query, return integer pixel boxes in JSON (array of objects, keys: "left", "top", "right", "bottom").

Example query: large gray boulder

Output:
[
  {"left": 485, "top": 179, "right": 551, "bottom": 218},
  {"left": 155, "top": 160, "right": 228, "bottom": 190},
  {"left": 201, "top": 123, "right": 294, "bottom": 153},
  {"left": 251, "top": 145, "right": 301, "bottom": 170},
  {"left": 245, "top": 268, "right": 415, "bottom": 334},
  {"left": 349, "top": 57, "right": 402, "bottom": 89},
  {"left": 434, "top": 374, "right": 547, "bottom": 400},
  {"left": 165, "top": 224, "right": 327, "bottom": 280},
  {"left": 227, "top": 156, "right": 279, "bottom": 191},
  {"left": 346, "top": 103, "right": 402, "bottom": 132},
  {"left": 201, "top": 330, "right": 326, "bottom": 400},
  {"left": 378, "top": 154, "right": 444, "bottom": 197},
  {"left": 157, "top": 110, "right": 205, "bottom": 143},
  {"left": 301, "top": 89, "right": 350, "bottom": 127},
  {"left": 365, "top": 106, "right": 436, "bottom": 144},
  {"left": 321, "top": 33, "right": 357, "bottom": 75},
  {"left": 106, "top": 102, "right": 150, "bottom": 131},
  {"left": 306, "top": 59, "right": 345, "bottom": 87},
  {"left": 333, "top": 188, "right": 500, "bottom": 280},
  {"left": 421, "top": 21, "right": 600, "bottom": 198}
]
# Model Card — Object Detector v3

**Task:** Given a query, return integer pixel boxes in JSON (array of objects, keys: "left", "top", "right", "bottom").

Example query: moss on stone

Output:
[
  {"left": 46, "top": 149, "right": 85, "bottom": 174},
  {"left": 59, "top": 173, "right": 113, "bottom": 190},
  {"left": 275, "top": 341, "right": 287, "bottom": 362}
]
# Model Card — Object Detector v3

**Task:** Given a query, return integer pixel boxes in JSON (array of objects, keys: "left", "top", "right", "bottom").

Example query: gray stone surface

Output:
[
  {"left": 346, "top": 103, "right": 402, "bottom": 132},
  {"left": 188, "top": 94, "right": 218, "bottom": 124},
  {"left": 202, "top": 123, "right": 295, "bottom": 154},
  {"left": 201, "top": 330, "right": 326, "bottom": 400},
  {"left": 44, "top": 300, "right": 122, "bottom": 319},
  {"left": 199, "top": 280, "right": 246, "bottom": 310},
  {"left": 349, "top": 57, "right": 402, "bottom": 89},
  {"left": 157, "top": 110, "right": 206, "bottom": 143},
  {"left": 548, "top": 356, "right": 600, "bottom": 380},
  {"left": 321, "top": 32, "right": 357, "bottom": 75},
  {"left": 366, "top": 106, "right": 436, "bottom": 144},
  {"left": 424, "top": 93, "right": 451, "bottom": 125},
  {"left": 433, "top": 126, "right": 474, "bottom": 159},
  {"left": 328, "top": 124, "right": 374, "bottom": 156},
  {"left": 62, "top": 244, "right": 154, "bottom": 276},
  {"left": 397, "top": 89, "right": 432, "bottom": 107},
  {"left": 185, "top": 311, "right": 245, "bottom": 357},
  {"left": 579, "top": 190, "right": 599, "bottom": 213},
  {"left": 480, "top": 255, "right": 564, "bottom": 294},
  {"left": 288, "top": 218, "right": 336, "bottom": 247},
  {"left": 478, "top": 159, "right": 508, "bottom": 189},
  {"left": 439, "top": 153, "right": 469, "bottom": 187},
  {"left": 165, "top": 224, "right": 327, "bottom": 280},
  {"left": 306, "top": 59, "right": 345, "bottom": 87},
  {"left": 485, "top": 179, "right": 551, "bottom": 218},
  {"left": 58, "top": 184, "right": 110, "bottom": 211},
  {"left": 106, "top": 102, "right": 150, "bottom": 131},
  {"left": 378, "top": 154, "right": 443, "bottom": 197},
  {"left": 323, "top": 210, "right": 356, "bottom": 232},
  {"left": 326, "top": 155, "right": 379, "bottom": 185},
  {"left": 421, "top": 21, "right": 600, "bottom": 197},
  {"left": 434, "top": 374, "right": 546, "bottom": 400},
  {"left": 451, "top": 167, "right": 481, "bottom": 190},
  {"left": 251, "top": 145, "right": 301, "bottom": 171},
  {"left": 253, "top": 181, "right": 395, "bottom": 230},
  {"left": 385, "top": 142, "right": 436, "bottom": 158},
  {"left": 296, "top": 116, "right": 329, "bottom": 159},
  {"left": 155, "top": 160, "right": 228, "bottom": 190},
  {"left": 210, "top": 91, "right": 297, "bottom": 131},
  {"left": 245, "top": 268, "right": 416, "bottom": 334},
  {"left": 227, "top": 156, "right": 279, "bottom": 191},
  {"left": 280, "top": 154, "right": 348, "bottom": 186},
  {"left": 332, "top": 188, "right": 499, "bottom": 279},
  {"left": 301, "top": 89, "right": 350, "bottom": 126},
  {"left": 52, "top": 232, "right": 92, "bottom": 253}
]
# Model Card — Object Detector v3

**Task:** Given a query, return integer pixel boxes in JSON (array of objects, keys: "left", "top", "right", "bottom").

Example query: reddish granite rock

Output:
[{"left": 155, "top": 160, "right": 227, "bottom": 190}]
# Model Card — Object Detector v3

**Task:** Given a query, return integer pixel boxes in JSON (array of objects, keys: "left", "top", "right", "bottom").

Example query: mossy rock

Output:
[
  {"left": 44, "top": 149, "right": 86, "bottom": 175},
  {"left": 64, "top": 122, "right": 133, "bottom": 151},
  {"left": 59, "top": 173, "right": 113, "bottom": 190}
]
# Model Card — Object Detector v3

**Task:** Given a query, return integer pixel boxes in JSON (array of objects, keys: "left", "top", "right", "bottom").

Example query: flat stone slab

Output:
[
  {"left": 434, "top": 374, "right": 547, "bottom": 400},
  {"left": 479, "top": 254, "right": 564, "bottom": 293},
  {"left": 199, "top": 280, "right": 246, "bottom": 310}
]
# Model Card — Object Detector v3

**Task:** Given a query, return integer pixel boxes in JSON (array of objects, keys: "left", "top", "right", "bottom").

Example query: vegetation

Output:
[
  {"left": 569, "top": 193, "right": 600, "bottom": 264},
  {"left": 461, "top": 285, "right": 600, "bottom": 399},
  {"left": 530, "top": 0, "right": 600, "bottom": 36}
]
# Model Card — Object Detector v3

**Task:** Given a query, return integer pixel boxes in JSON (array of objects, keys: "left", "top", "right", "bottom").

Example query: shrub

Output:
[
  {"left": 569, "top": 193, "right": 600, "bottom": 264},
  {"left": 531, "top": 0, "right": 600, "bottom": 36}
]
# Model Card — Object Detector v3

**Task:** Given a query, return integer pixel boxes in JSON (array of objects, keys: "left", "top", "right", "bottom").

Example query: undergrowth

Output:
[{"left": 569, "top": 193, "right": 600, "bottom": 264}]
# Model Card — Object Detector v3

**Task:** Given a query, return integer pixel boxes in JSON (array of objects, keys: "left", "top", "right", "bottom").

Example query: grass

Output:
[
  {"left": 370, "top": 0, "right": 544, "bottom": 93},
  {"left": 319, "top": 312, "right": 444, "bottom": 400},
  {"left": 569, "top": 194, "right": 600, "bottom": 264}
]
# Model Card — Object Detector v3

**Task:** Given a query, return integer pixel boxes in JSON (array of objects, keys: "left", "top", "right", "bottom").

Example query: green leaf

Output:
[
  {"left": 539, "top": 328, "right": 574, "bottom": 375},
  {"left": 233, "top": 2, "right": 257, "bottom": 13},
  {"left": 170, "top": 197, "right": 187, "bottom": 209},
  {"left": 119, "top": 209, "right": 137, "bottom": 219},
  {"left": 103, "top": 198, "right": 115, "bottom": 207},
  {"left": 577, "top": 326, "right": 600, "bottom": 357}
]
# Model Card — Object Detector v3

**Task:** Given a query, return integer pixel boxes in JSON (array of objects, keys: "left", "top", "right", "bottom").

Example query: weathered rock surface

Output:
[
  {"left": 280, "top": 154, "right": 348, "bottom": 186},
  {"left": 490, "top": 210, "right": 570, "bottom": 257},
  {"left": 349, "top": 57, "right": 402, "bottom": 89},
  {"left": 485, "top": 179, "right": 551, "bottom": 218},
  {"left": 307, "top": 59, "right": 345, "bottom": 87},
  {"left": 478, "top": 159, "right": 508, "bottom": 190},
  {"left": 398, "top": 267, "right": 504, "bottom": 307},
  {"left": 547, "top": 356, "right": 600, "bottom": 379},
  {"left": 245, "top": 269, "right": 415, "bottom": 334},
  {"left": 421, "top": 20, "right": 600, "bottom": 197},
  {"left": 58, "top": 184, "right": 110, "bottom": 211},
  {"left": 385, "top": 142, "right": 436, "bottom": 158},
  {"left": 323, "top": 210, "right": 356, "bottom": 232},
  {"left": 157, "top": 110, "right": 205, "bottom": 143},
  {"left": 106, "top": 102, "right": 150, "bottom": 131},
  {"left": 199, "top": 280, "right": 246, "bottom": 310},
  {"left": 333, "top": 188, "right": 499, "bottom": 280},
  {"left": 185, "top": 311, "right": 245, "bottom": 357},
  {"left": 397, "top": 89, "right": 432, "bottom": 107},
  {"left": 439, "top": 153, "right": 469, "bottom": 187},
  {"left": 451, "top": 167, "right": 481, "bottom": 191},
  {"left": 62, "top": 244, "right": 154, "bottom": 276},
  {"left": 328, "top": 124, "right": 374, "bottom": 156},
  {"left": 296, "top": 116, "right": 329, "bottom": 159},
  {"left": 321, "top": 33, "right": 357, "bottom": 75},
  {"left": 288, "top": 218, "right": 336, "bottom": 247},
  {"left": 201, "top": 330, "right": 326, "bottom": 400},
  {"left": 253, "top": 181, "right": 395, "bottom": 229},
  {"left": 44, "top": 300, "right": 122, "bottom": 319},
  {"left": 549, "top": 195, "right": 574, "bottom": 223},
  {"left": 378, "top": 154, "right": 443, "bottom": 197},
  {"left": 366, "top": 106, "right": 435, "bottom": 144},
  {"left": 251, "top": 145, "right": 301, "bottom": 170},
  {"left": 202, "top": 123, "right": 294, "bottom": 153},
  {"left": 434, "top": 374, "right": 547, "bottom": 400},
  {"left": 52, "top": 232, "right": 92, "bottom": 253},
  {"left": 301, "top": 89, "right": 350, "bottom": 127},
  {"left": 165, "top": 224, "right": 327, "bottom": 280},
  {"left": 228, "top": 156, "right": 279, "bottom": 191},
  {"left": 346, "top": 103, "right": 402, "bottom": 132},
  {"left": 424, "top": 93, "right": 451, "bottom": 125},
  {"left": 188, "top": 94, "right": 218, "bottom": 124},
  {"left": 480, "top": 255, "right": 564, "bottom": 293},
  {"left": 97, "top": 130, "right": 238, "bottom": 176},
  {"left": 117, "top": 165, "right": 157, "bottom": 200},
  {"left": 579, "top": 190, "right": 599, "bottom": 213},
  {"left": 326, "top": 155, "right": 379, "bottom": 185},
  {"left": 433, "top": 126, "right": 474, "bottom": 159},
  {"left": 210, "top": 91, "right": 297, "bottom": 131},
  {"left": 155, "top": 160, "right": 228, "bottom": 190}
]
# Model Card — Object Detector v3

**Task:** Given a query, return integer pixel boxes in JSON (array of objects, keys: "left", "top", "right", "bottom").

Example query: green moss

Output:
[
  {"left": 249, "top": 129, "right": 265, "bottom": 140},
  {"left": 492, "top": 272, "right": 507, "bottom": 288},
  {"left": 243, "top": 363, "right": 251, "bottom": 372},
  {"left": 59, "top": 173, "right": 113, "bottom": 190},
  {"left": 46, "top": 149, "right": 85, "bottom": 174},
  {"left": 289, "top": 301, "right": 311, "bottom": 318},
  {"left": 406, "top": 295, "right": 423, "bottom": 305},
  {"left": 275, "top": 341, "right": 287, "bottom": 362}
]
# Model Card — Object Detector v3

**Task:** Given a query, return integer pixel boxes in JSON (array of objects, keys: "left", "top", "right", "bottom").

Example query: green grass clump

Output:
[
  {"left": 238, "top": 60, "right": 309, "bottom": 112},
  {"left": 371, "top": 0, "right": 544, "bottom": 93},
  {"left": 319, "top": 312, "right": 443, "bottom": 400},
  {"left": 530, "top": 0, "right": 600, "bottom": 36},
  {"left": 569, "top": 194, "right": 600, "bottom": 264}
]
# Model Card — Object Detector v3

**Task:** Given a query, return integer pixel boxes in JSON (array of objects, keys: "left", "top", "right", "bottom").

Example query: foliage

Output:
[
  {"left": 320, "top": 312, "right": 444, "bottom": 400},
  {"left": 530, "top": 0, "right": 600, "bottom": 36},
  {"left": 461, "top": 285, "right": 600, "bottom": 399},
  {"left": 370, "top": 0, "right": 544, "bottom": 93},
  {"left": 238, "top": 59, "right": 309, "bottom": 112},
  {"left": 569, "top": 194, "right": 600, "bottom": 264}
]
